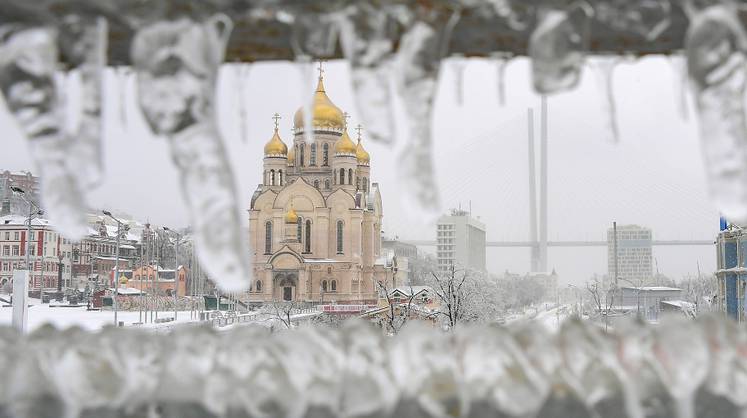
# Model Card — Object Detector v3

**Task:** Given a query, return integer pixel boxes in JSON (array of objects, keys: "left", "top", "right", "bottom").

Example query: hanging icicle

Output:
[
  {"left": 0, "top": 3, "right": 89, "bottom": 240},
  {"left": 234, "top": 63, "right": 251, "bottom": 144},
  {"left": 57, "top": 13, "right": 109, "bottom": 188},
  {"left": 393, "top": 6, "right": 461, "bottom": 221},
  {"left": 529, "top": 1, "right": 593, "bottom": 95},
  {"left": 131, "top": 12, "right": 250, "bottom": 291},
  {"left": 591, "top": 56, "right": 621, "bottom": 144},
  {"left": 337, "top": 2, "right": 397, "bottom": 144},
  {"left": 686, "top": 3, "right": 747, "bottom": 225},
  {"left": 449, "top": 54, "right": 468, "bottom": 106},
  {"left": 490, "top": 52, "right": 512, "bottom": 106},
  {"left": 668, "top": 54, "right": 690, "bottom": 120}
]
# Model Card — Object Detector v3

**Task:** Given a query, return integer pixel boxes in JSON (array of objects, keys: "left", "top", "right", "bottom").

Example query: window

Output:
[
  {"left": 300, "top": 145, "right": 305, "bottom": 166},
  {"left": 264, "top": 221, "right": 272, "bottom": 254},
  {"left": 310, "top": 144, "right": 317, "bottom": 165},
  {"left": 2, "top": 246, "right": 8, "bottom": 256},
  {"left": 12, "top": 246, "right": 18, "bottom": 256},
  {"left": 279, "top": 169, "right": 283, "bottom": 186},
  {"left": 348, "top": 168, "right": 353, "bottom": 185},
  {"left": 304, "top": 220, "right": 311, "bottom": 253},
  {"left": 325, "top": 179, "right": 330, "bottom": 190},
  {"left": 270, "top": 169, "right": 276, "bottom": 186},
  {"left": 256, "top": 280, "right": 262, "bottom": 292},
  {"left": 30, "top": 231, "right": 35, "bottom": 241},
  {"left": 322, "top": 143, "right": 329, "bottom": 166},
  {"left": 314, "top": 180, "right": 320, "bottom": 189},
  {"left": 336, "top": 221, "right": 344, "bottom": 254},
  {"left": 356, "top": 177, "right": 360, "bottom": 190},
  {"left": 14, "top": 232, "right": 18, "bottom": 240},
  {"left": 4, "top": 232, "right": 8, "bottom": 240},
  {"left": 339, "top": 168, "right": 345, "bottom": 185},
  {"left": 322, "top": 280, "right": 328, "bottom": 292},
  {"left": 297, "top": 217, "right": 302, "bottom": 242},
  {"left": 331, "top": 280, "right": 337, "bottom": 292}
]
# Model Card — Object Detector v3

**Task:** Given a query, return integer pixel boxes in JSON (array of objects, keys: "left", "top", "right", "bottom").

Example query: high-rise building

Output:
[
  {"left": 436, "top": 209, "right": 486, "bottom": 273},
  {"left": 0, "top": 170, "right": 40, "bottom": 216},
  {"left": 607, "top": 224, "right": 652, "bottom": 283}
]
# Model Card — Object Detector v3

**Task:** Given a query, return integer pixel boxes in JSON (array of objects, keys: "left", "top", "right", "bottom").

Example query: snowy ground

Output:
[{"left": 0, "top": 300, "right": 203, "bottom": 332}]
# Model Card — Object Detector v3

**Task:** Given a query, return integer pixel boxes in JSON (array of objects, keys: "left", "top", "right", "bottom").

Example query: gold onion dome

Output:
[
  {"left": 263, "top": 129, "right": 287, "bottom": 157},
  {"left": 285, "top": 205, "right": 298, "bottom": 224},
  {"left": 356, "top": 135, "right": 370, "bottom": 165},
  {"left": 293, "top": 77, "right": 345, "bottom": 130},
  {"left": 335, "top": 129, "right": 357, "bottom": 155}
]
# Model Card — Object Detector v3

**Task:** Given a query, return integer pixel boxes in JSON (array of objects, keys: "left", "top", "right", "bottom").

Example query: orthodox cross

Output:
[
  {"left": 343, "top": 112, "right": 350, "bottom": 129},
  {"left": 355, "top": 124, "right": 363, "bottom": 140},
  {"left": 272, "top": 112, "right": 281, "bottom": 131},
  {"left": 317, "top": 60, "right": 325, "bottom": 79}
]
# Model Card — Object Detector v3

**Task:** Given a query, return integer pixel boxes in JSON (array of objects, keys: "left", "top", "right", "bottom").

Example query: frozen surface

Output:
[{"left": 0, "top": 316, "right": 745, "bottom": 418}]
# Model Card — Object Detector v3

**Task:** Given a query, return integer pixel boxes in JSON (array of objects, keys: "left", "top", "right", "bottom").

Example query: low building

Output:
[
  {"left": 382, "top": 238, "right": 418, "bottom": 284},
  {"left": 126, "top": 265, "right": 187, "bottom": 297},
  {"left": 71, "top": 218, "right": 140, "bottom": 288},
  {"left": 617, "top": 286, "right": 683, "bottom": 321}
]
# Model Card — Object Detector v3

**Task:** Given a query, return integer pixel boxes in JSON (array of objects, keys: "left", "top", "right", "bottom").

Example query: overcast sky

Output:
[{"left": 0, "top": 56, "right": 719, "bottom": 283}]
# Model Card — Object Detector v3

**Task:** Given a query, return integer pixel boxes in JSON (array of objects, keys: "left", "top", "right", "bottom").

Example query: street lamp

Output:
[
  {"left": 10, "top": 186, "right": 43, "bottom": 296},
  {"left": 163, "top": 226, "right": 180, "bottom": 322},
  {"left": 103, "top": 210, "right": 128, "bottom": 326}
]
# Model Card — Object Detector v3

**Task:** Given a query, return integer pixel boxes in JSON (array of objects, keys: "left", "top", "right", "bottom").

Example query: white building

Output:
[
  {"left": 607, "top": 224, "right": 652, "bottom": 283},
  {"left": 436, "top": 209, "right": 486, "bottom": 273}
]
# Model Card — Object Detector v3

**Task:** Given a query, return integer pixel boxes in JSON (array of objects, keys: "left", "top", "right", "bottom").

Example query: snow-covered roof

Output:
[
  {"left": 661, "top": 300, "right": 694, "bottom": 309},
  {"left": 390, "top": 286, "right": 433, "bottom": 297},
  {"left": 108, "top": 287, "right": 145, "bottom": 295},
  {"left": 621, "top": 286, "right": 681, "bottom": 292},
  {"left": 0, "top": 215, "right": 51, "bottom": 227}
]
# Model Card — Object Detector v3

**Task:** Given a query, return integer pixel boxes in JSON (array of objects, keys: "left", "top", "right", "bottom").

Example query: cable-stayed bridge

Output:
[{"left": 405, "top": 239, "right": 713, "bottom": 248}]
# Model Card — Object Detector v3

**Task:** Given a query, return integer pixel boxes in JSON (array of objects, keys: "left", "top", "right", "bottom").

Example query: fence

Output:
[{"left": 0, "top": 315, "right": 745, "bottom": 418}]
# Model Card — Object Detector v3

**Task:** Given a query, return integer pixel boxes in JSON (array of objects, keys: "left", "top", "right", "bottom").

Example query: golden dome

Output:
[
  {"left": 356, "top": 135, "right": 370, "bottom": 165},
  {"left": 335, "top": 129, "right": 357, "bottom": 155},
  {"left": 263, "top": 129, "right": 287, "bottom": 157},
  {"left": 287, "top": 146, "right": 295, "bottom": 165},
  {"left": 284, "top": 205, "right": 298, "bottom": 224},
  {"left": 293, "top": 77, "right": 345, "bottom": 130}
]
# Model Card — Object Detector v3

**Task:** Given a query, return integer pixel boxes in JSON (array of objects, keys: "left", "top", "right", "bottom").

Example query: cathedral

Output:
[{"left": 247, "top": 70, "right": 394, "bottom": 304}]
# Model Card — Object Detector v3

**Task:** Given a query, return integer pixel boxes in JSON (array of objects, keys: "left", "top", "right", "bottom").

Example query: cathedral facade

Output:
[{"left": 247, "top": 73, "right": 394, "bottom": 304}]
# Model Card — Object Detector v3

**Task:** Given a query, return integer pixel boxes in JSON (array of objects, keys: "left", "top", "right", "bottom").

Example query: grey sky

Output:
[{"left": 0, "top": 57, "right": 718, "bottom": 283}]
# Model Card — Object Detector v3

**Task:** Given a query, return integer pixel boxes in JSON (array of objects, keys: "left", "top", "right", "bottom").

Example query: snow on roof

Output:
[
  {"left": 0, "top": 215, "right": 51, "bottom": 227},
  {"left": 661, "top": 300, "right": 695, "bottom": 309},
  {"left": 303, "top": 258, "right": 343, "bottom": 263},
  {"left": 621, "top": 286, "right": 681, "bottom": 292},
  {"left": 390, "top": 286, "right": 433, "bottom": 296},
  {"left": 108, "top": 287, "right": 145, "bottom": 295}
]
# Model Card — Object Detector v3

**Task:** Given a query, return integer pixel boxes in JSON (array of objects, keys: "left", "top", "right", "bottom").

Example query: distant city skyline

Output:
[{"left": 0, "top": 57, "right": 718, "bottom": 282}]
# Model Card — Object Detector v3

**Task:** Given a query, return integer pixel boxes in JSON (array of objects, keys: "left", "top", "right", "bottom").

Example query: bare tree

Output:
[
  {"left": 263, "top": 301, "right": 306, "bottom": 329},
  {"left": 375, "top": 280, "right": 418, "bottom": 334},
  {"left": 586, "top": 275, "right": 615, "bottom": 331},
  {"left": 429, "top": 265, "right": 471, "bottom": 329}
]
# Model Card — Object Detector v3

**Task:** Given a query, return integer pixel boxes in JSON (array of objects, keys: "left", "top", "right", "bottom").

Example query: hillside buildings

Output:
[
  {"left": 436, "top": 209, "right": 486, "bottom": 273},
  {"left": 607, "top": 224, "right": 653, "bottom": 283},
  {"left": 247, "top": 69, "right": 393, "bottom": 304}
]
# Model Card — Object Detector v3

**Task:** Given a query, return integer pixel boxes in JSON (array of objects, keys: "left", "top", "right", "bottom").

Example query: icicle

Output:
[
  {"left": 234, "top": 63, "right": 251, "bottom": 143},
  {"left": 529, "top": 1, "right": 593, "bottom": 95},
  {"left": 393, "top": 8, "right": 461, "bottom": 221},
  {"left": 117, "top": 66, "right": 131, "bottom": 131},
  {"left": 449, "top": 54, "right": 467, "bottom": 106},
  {"left": 491, "top": 52, "right": 512, "bottom": 106},
  {"left": 58, "top": 15, "right": 108, "bottom": 188},
  {"left": 591, "top": 56, "right": 620, "bottom": 144},
  {"left": 337, "top": 3, "right": 397, "bottom": 144},
  {"left": 294, "top": 55, "right": 316, "bottom": 144},
  {"left": 669, "top": 55, "right": 689, "bottom": 120},
  {"left": 131, "top": 13, "right": 250, "bottom": 291},
  {"left": 686, "top": 4, "right": 747, "bottom": 225},
  {"left": 0, "top": 11, "right": 89, "bottom": 240}
]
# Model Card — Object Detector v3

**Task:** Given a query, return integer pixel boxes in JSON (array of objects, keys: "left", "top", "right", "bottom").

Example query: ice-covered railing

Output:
[
  {"left": 1, "top": 0, "right": 747, "bottom": 293},
  {"left": 0, "top": 316, "right": 746, "bottom": 418}
]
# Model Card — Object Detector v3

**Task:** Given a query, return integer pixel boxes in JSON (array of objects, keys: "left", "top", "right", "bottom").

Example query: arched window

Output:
[
  {"left": 278, "top": 169, "right": 283, "bottom": 186},
  {"left": 325, "top": 179, "right": 330, "bottom": 190},
  {"left": 310, "top": 144, "right": 317, "bottom": 165},
  {"left": 331, "top": 280, "right": 337, "bottom": 292},
  {"left": 356, "top": 177, "right": 360, "bottom": 191},
  {"left": 305, "top": 220, "right": 311, "bottom": 253},
  {"left": 264, "top": 221, "right": 272, "bottom": 254},
  {"left": 336, "top": 220, "right": 344, "bottom": 254},
  {"left": 300, "top": 144, "right": 305, "bottom": 166},
  {"left": 322, "top": 280, "right": 328, "bottom": 292},
  {"left": 270, "top": 169, "right": 275, "bottom": 186},
  {"left": 313, "top": 180, "right": 320, "bottom": 189},
  {"left": 322, "top": 143, "right": 329, "bottom": 166},
  {"left": 339, "top": 168, "right": 345, "bottom": 185},
  {"left": 256, "top": 280, "right": 262, "bottom": 292},
  {"left": 297, "top": 217, "right": 303, "bottom": 242},
  {"left": 348, "top": 168, "right": 353, "bottom": 185}
]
